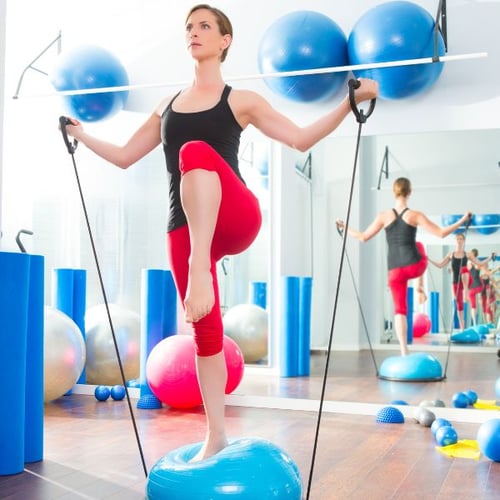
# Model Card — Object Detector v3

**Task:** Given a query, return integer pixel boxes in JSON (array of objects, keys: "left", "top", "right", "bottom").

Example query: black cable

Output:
[
  {"left": 59, "top": 117, "right": 148, "bottom": 479},
  {"left": 306, "top": 81, "right": 376, "bottom": 499}
]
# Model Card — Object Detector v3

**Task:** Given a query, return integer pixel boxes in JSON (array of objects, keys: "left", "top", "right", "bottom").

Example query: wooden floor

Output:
[{"left": 1, "top": 346, "right": 500, "bottom": 499}]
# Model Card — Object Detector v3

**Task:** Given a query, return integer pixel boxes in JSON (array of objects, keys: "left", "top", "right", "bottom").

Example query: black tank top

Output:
[
  {"left": 385, "top": 208, "right": 420, "bottom": 270},
  {"left": 469, "top": 266, "right": 482, "bottom": 289},
  {"left": 160, "top": 85, "right": 243, "bottom": 231},
  {"left": 451, "top": 254, "right": 467, "bottom": 284}
]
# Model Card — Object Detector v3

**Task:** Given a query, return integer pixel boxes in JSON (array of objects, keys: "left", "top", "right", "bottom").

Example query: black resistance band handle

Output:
[
  {"left": 59, "top": 116, "right": 78, "bottom": 155},
  {"left": 348, "top": 79, "right": 376, "bottom": 124},
  {"left": 16, "top": 229, "right": 33, "bottom": 253}
]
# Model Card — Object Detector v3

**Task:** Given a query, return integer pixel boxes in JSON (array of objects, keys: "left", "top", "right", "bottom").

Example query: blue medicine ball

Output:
[
  {"left": 348, "top": 1, "right": 446, "bottom": 99},
  {"left": 50, "top": 45, "right": 129, "bottom": 122},
  {"left": 258, "top": 11, "right": 348, "bottom": 102}
]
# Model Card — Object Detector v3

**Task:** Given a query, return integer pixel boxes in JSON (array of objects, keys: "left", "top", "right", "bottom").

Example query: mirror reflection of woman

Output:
[
  {"left": 466, "top": 249, "right": 495, "bottom": 326},
  {"left": 480, "top": 262, "right": 499, "bottom": 327},
  {"left": 337, "top": 177, "right": 471, "bottom": 357},
  {"left": 428, "top": 234, "right": 491, "bottom": 330}
]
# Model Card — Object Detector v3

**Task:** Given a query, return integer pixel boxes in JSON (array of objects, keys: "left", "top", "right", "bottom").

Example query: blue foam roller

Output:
[
  {"left": 298, "top": 276, "right": 312, "bottom": 376},
  {"left": 249, "top": 281, "right": 267, "bottom": 309},
  {"left": 376, "top": 406, "right": 405, "bottom": 424},
  {"left": 429, "top": 291, "right": 439, "bottom": 333},
  {"left": 407, "top": 287, "right": 414, "bottom": 344},
  {"left": 24, "top": 255, "right": 45, "bottom": 464},
  {"left": 147, "top": 437, "right": 302, "bottom": 499},
  {"left": 280, "top": 276, "right": 300, "bottom": 377},
  {"left": 450, "top": 328, "right": 481, "bottom": 344},
  {"left": 0, "top": 252, "right": 30, "bottom": 475},
  {"left": 379, "top": 353, "right": 443, "bottom": 381},
  {"left": 138, "top": 269, "right": 177, "bottom": 409}
]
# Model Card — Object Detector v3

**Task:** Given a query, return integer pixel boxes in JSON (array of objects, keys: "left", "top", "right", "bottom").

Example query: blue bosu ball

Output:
[{"left": 379, "top": 353, "right": 443, "bottom": 381}]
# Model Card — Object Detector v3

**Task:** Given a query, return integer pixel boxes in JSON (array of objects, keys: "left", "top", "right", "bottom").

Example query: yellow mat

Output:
[
  {"left": 473, "top": 399, "right": 500, "bottom": 410},
  {"left": 435, "top": 439, "right": 481, "bottom": 460}
]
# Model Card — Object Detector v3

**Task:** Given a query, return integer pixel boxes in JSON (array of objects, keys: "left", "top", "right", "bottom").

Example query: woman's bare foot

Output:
[
  {"left": 184, "top": 269, "right": 215, "bottom": 323},
  {"left": 190, "top": 435, "right": 229, "bottom": 462}
]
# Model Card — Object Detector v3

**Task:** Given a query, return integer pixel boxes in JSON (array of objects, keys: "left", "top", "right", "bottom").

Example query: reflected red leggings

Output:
[
  {"left": 166, "top": 141, "right": 262, "bottom": 356},
  {"left": 387, "top": 242, "right": 428, "bottom": 315},
  {"left": 468, "top": 285, "right": 483, "bottom": 309}
]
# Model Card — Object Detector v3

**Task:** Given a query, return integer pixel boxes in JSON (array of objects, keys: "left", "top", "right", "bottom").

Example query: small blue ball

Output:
[
  {"left": 464, "top": 390, "right": 478, "bottom": 405},
  {"left": 452, "top": 392, "right": 469, "bottom": 408},
  {"left": 435, "top": 425, "right": 458, "bottom": 447},
  {"left": 94, "top": 385, "right": 111, "bottom": 401},
  {"left": 495, "top": 377, "right": 500, "bottom": 400},
  {"left": 431, "top": 417, "right": 451, "bottom": 437},
  {"left": 110, "top": 385, "right": 126, "bottom": 401}
]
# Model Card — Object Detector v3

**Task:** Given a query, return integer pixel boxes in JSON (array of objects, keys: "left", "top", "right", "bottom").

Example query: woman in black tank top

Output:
[
  {"left": 61, "top": 4, "right": 379, "bottom": 462},
  {"left": 338, "top": 177, "right": 471, "bottom": 356},
  {"left": 428, "top": 233, "right": 492, "bottom": 329}
]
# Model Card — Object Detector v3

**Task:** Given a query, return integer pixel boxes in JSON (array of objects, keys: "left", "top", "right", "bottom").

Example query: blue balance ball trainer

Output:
[
  {"left": 441, "top": 214, "right": 465, "bottom": 234},
  {"left": 450, "top": 328, "right": 481, "bottom": 344},
  {"left": 348, "top": 1, "right": 446, "bottom": 99},
  {"left": 50, "top": 45, "right": 129, "bottom": 122},
  {"left": 258, "top": 11, "right": 348, "bottom": 102},
  {"left": 477, "top": 419, "right": 500, "bottom": 462},
  {"left": 147, "top": 438, "right": 302, "bottom": 499},
  {"left": 379, "top": 353, "right": 443, "bottom": 381},
  {"left": 376, "top": 406, "right": 405, "bottom": 424}
]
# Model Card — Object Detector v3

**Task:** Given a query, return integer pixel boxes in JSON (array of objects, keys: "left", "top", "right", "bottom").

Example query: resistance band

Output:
[
  {"left": 306, "top": 80, "right": 376, "bottom": 499},
  {"left": 59, "top": 117, "right": 148, "bottom": 478}
]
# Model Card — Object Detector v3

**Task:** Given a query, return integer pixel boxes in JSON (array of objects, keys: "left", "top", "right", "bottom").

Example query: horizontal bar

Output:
[{"left": 12, "top": 51, "right": 487, "bottom": 100}]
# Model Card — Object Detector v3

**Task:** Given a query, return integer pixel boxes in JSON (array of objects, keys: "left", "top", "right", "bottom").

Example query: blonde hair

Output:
[
  {"left": 393, "top": 177, "right": 412, "bottom": 197},
  {"left": 186, "top": 4, "right": 233, "bottom": 62}
]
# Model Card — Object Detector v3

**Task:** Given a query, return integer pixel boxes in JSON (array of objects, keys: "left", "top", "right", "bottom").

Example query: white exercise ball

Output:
[
  {"left": 44, "top": 306, "right": 86, "bottom": 402},
  {"left": 85, "top": 303, "right": 141, "bottom": 385},
  {"left": 223, "top": 304, "right": 268, "bottom": 363}
]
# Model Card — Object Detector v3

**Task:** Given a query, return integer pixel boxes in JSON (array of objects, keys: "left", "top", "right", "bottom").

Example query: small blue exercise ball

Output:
[
  {"left": 495, "top": 377, "right": 500, "bottom": 399},
  {"left": 464, "top": 389, "right": 478, "bottom": 405},
  {"left": 147, "top": 438, "right": 302, "bottom": 499},
  {"left": 50, "top": 45, "right": 129, "bottom": 122},
  {"left": 110, "top": 384, "right": 126, "bottom": 401},
  {"left": 348, "top": 1, "right": 446, "bottom": 99},
  {"left": 94, "top": 385, "right": 110, "bottom": 402},
  {"left": 477, "top": 419, "right": 500, "bottom": 462},
  {"left": 258, "top": 11, "right": 348, "bottom": 102},
  {"left": 435, "top": 425, "right": 458, "bottom": 447},
  {"left": 452, "top": 392, "right": 469, "bottom": 408},
  {"left": 471, "top": 214, "right": 500, "bottom": 235},
  {"left": 431, "top": 417, "right": 451, "bottom": 437}
]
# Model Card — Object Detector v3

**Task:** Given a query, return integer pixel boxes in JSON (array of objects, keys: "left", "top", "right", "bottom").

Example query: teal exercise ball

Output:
[
  {"left": 348, "top": 1, "right": 445, "bottom": 99},
  {"left": 50, "top": 45, "right": 129, "bottom": 122}
]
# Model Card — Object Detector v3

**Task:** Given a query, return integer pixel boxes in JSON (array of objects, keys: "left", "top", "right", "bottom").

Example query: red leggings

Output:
[
  {"left": 388, "top": 242, "right": 428, "bottom": 315},
  {"left": 468, "top": 285, "right": 483, "bottom": 309},
  {"left": 166, "top": 141, "right": 262, "bottom": 356}
]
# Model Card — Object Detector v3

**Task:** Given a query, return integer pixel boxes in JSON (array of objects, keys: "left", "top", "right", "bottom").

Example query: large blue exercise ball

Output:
[
  {"left": 471, "top": 214, "right": 500, "bottom": 235},
  {"left": 147, "top": 438, "right": 302, "bottom": 499},
  {"left": 258, "top": 11, "right": 348, "bottom": 102},
  {"left": 477, "top": 419, "right": 500, "bottom": 462},
  {"left": 348, "top": 1, "right": 446, "bottom": 99},
  {"left": 50, "top": 45, "right": 129, "bottom": 122}
]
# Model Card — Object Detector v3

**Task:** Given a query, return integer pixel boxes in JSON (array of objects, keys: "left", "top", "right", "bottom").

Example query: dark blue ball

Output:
[
  {"left": 94, "top": 385, "right": 111, "bottom": 402},
  {"left": 50, "top": 45, "right": 129, "bottom": 122},
  {"left": 110, "top": 385, "right": 126, "bottom": 401},
  {"left": 464, "top": 389, "right": 478, "bottom": 405},
  {"left": 258, "top": 11, "right": 348, "bottom": 102},
  {"left": 348, "top": 1, "right": 445, "bottom": 99}
]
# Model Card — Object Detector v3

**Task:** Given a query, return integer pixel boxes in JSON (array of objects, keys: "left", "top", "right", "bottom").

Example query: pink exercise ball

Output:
[
  {"left": 146, "top": 334, "right": 244, "bottom": 409},
  {"left": 413, "top": 312, "right": 432, "bottom": 338}
]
